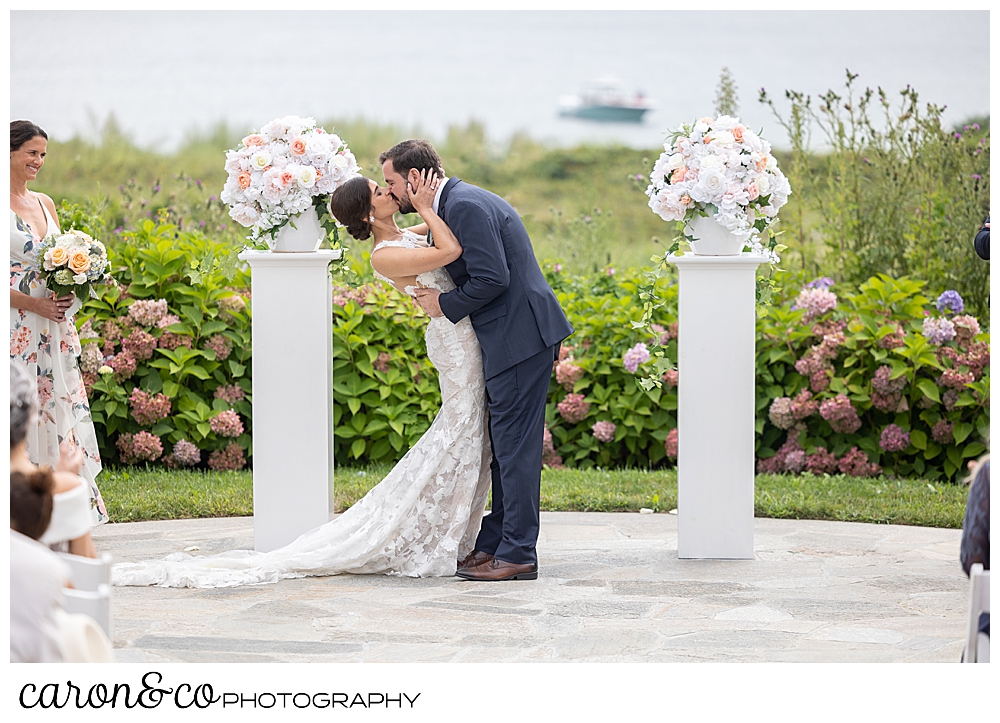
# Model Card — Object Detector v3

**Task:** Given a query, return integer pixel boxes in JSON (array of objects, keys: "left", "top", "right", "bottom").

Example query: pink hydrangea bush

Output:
[
  {"left": 208, "top": 442, "right": 246, "bottom": 471},
  {"left": 819, "top": 395, "right": 862, "bottom": 434},
  {"left": 879, "top": 424, "right": 911, "bottom": 453},
  {"left": 622, "top": 343, "right": 650, "bottom": 374},
  {"left": 837, "top": 447, "right": 881, "bottom": 477},
  {"left": 542, "top": 428, "right": 563, "bottom": 468},
  {"left": 209, "top": 409, "right": 244, "bottom": 438},
  {"left": 557, "top": 393, "right": 590, "bottom": 424},
  {"left": 793, "top": 287, "right": 837, "bottom": 321},
  {"left": 164, "top": 439, "right": 201, "bottom": 468},
  {"left": 116, "top": 431, "right": 163, "bottom": 464},
  {"left": 129, "top": 388, "right": 172, "bottom": 426},
  {"left": 127, "top": 299, "right": 169, "bottom": 327},
  {"left": 214, "top": 384, "right": 246, "bottom": 405},
  {"left": 591, "top": 421, "right": 616, "bottom": 443},
  {"left": 664, "top": 428, "right": 678, "bottom": 459},
  {"left": 555, "top": 359, "right": 585, "bottom": 391},
  {"left": 203, "top": 333, "right": 233, "bottom": 361}
]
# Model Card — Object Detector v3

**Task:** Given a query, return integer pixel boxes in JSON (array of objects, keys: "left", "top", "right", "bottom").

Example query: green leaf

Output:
[
  {"left": 909, "top": 429, "right": 927, "bottom": 450},
  {"left": 952, "top": 422, "right": 973, "bottom": 444},
  {"left": 915, "top": 379, "right": 940, "bottom": 404},
  {"left": 351, "top": 438, "right": 367, "bottom": 459}
]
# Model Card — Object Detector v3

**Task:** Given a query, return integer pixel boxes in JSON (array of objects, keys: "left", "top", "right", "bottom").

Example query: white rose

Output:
[
  {"left": 666, "top": 153, "right": 685, "bottom": 170},
  {"left": 712, "top": 115, "right": 739, "bottom": 131},
  {"left": 708, "top": 130, "right": 736, "bottom": 146},
  {"left": 251, "top": 151, "right": 272, "bottom": 170},
  {"left": 755, "top": 173, "right": 771, "bottom": 197},
  {"left": 690, "top": 167, "right": 727, "bottom": 203},
  {"left": 694, "top": 120, "right": 709, "bottom": 133},
  {"left": 766, "top": 155, "right": 778, "bottom": 171},
  {"left": 73, "top": 273, "right": 88, "bottom": 285},
  {"left": 699, "top": 153, "right": 725, "bottom": 170},
  {"left": 295, "top": 165, "right": 317, "bottom": 189}
]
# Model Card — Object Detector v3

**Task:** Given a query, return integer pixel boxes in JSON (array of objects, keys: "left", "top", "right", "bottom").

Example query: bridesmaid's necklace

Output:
[{"left": 9, "top": 189, "right": 34, "bottom": 208}]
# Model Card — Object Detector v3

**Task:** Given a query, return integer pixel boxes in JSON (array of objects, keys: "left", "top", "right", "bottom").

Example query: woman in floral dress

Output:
[{"left": 10, "top": 120, "right": 106, "bottom": 525}]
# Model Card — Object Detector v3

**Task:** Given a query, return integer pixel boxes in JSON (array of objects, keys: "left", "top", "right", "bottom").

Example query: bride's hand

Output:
[{"left": 407, "top": 169, "right": 440, "bottom": 215}]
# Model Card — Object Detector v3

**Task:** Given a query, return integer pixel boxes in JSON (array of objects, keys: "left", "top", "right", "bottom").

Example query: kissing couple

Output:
[{"left": 115, "top": 140, "right": 574, "bottom": 588}]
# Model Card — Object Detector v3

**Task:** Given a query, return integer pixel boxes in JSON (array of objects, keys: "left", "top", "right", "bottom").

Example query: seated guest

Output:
[
  {"left": 961, "top": 456, "right": 989, "bottom": 575},
  {"left": 10, "top": 361, "right": 96, "bottom": 557},
  {"left": 10, "top": 469, "right": 71, "bottom": 663},
  {"left": 960, "top": 455, "right": 989, "bottom": 661}
]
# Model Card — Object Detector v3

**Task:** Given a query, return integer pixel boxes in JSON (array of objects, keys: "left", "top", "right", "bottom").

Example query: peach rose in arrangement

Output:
[
  {"left": 47, "top": 246, "right": 70, "bottom": 267},
  {"left": 290, "top": 138, "right": 307, "bottom": 156},
  {"left": 732, "top": 125, "right": 745, "bottom": 142},
  {"left": 237, "top": 172, "right": 252, "bottom": 190},
  {"left": 243, "top": 134, "right": 264, "bottom": 147},
  {"left": 280, "top": 170, "right": 295, "bottom": 187},
  {"left": 670, "top": 167, "right": 688, "bottom": 183},
  {"left": 68, "top": 251, "right": 92, "bottom": 275}
]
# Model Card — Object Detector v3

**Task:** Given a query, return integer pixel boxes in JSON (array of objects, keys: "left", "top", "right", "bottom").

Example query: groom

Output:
[{"left": 380, "top": 140, "right": 573, "bottom": 581}]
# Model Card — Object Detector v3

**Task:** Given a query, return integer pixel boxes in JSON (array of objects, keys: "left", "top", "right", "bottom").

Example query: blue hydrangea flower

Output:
[
  {"left": 805, "top": 277, "right": 835, "bottom": 290},
  {"left": 935, "top": 290, "right": 964, "bottom": 315}
]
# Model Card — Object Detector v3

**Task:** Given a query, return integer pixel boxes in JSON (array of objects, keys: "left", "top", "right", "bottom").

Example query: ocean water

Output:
[{"left": 11, "top": 9, "right": 990, "bottom": 151}]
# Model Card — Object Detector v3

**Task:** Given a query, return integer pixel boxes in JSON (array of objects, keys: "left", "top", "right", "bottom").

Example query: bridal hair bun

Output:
[
  {"left": 329, "top": 176, "right": 373, "bottom": 241},
  {"left": 10, "top": 469, "right": 55, "bottom": 541}
]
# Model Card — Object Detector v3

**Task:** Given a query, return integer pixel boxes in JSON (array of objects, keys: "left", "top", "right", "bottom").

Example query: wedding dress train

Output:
[{"left": 114, "top": 231, "right": 491, "bottom": 587}]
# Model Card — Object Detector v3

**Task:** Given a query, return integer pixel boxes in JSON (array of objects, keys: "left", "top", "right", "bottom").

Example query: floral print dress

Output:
[{"left": 10, "top": 206, "right": 107, "bottom": 525}]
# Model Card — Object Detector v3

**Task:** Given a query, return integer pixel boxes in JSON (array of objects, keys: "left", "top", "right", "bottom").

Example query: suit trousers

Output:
[{"left": 474, "top": 343, "right": 558, "bottom": 566}]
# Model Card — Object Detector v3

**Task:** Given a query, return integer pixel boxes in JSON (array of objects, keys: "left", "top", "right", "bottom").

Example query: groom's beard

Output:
[{"left": 394, "top": 193, "right": 416, "bottom": 215}]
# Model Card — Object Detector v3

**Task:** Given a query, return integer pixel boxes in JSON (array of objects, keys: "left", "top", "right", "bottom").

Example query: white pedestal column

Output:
[
  {"left": 237, "top": 250, "right": 341, "bottom": 552},
  {"left": 667, "top": 253, "right": 767, "bottom": 559}
]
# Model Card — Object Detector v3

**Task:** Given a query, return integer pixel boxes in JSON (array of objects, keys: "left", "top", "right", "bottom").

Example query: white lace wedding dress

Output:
[{"left": 114, "top": 230, "right": 492, "bottom": 588}]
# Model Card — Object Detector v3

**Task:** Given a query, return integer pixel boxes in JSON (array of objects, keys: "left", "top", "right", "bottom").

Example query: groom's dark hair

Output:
[{"left": 378, "top": 140, "right": 444, "bottom": 178}]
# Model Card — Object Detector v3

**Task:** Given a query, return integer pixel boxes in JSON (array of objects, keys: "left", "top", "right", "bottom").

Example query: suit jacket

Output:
[{"left": 436, "top": 178, "right": 573, "bottom": 380}]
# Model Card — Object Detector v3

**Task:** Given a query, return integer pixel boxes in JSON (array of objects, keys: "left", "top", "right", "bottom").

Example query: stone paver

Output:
[{"left": 95, "top": 512, "right": 968, "bottom": 663}]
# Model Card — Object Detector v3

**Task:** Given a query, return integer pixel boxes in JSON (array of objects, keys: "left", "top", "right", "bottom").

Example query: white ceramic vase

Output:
[
  {"left": 273, "top": 206, "right": 324, "bottom": 253},
  {"left": 685, "top": 215, "right": 747, "bottom": 256}
]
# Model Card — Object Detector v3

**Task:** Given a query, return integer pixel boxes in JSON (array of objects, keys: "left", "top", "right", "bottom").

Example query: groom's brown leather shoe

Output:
[
  {"left": 457, "top": 550, "right": 494, "bottom": 571},
  {"left": 455, "top": 558, "right": 538, "bottom": 581}
]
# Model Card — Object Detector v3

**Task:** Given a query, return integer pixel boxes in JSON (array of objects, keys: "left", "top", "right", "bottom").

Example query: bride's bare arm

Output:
[{"left": 370, "top": 171, "right": 462, "bottom": 279}]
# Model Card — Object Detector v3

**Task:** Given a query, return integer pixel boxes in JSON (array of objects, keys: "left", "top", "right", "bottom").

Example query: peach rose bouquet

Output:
[
  {"left": 221, "top": 115, "right": 360, "bottom": 247},
  {"left": 34, "top": 229, "right": 113, "bottom": 302}
]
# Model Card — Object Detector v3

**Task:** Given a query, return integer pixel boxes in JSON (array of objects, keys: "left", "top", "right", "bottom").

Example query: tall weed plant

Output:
[{"left": 760, "top": 70, "right": 990, "bottom": 317}]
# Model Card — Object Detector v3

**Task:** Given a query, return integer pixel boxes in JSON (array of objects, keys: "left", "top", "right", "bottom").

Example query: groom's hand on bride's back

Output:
[{"left": 413, "top": 288, "right": 444, "bottom": 318}]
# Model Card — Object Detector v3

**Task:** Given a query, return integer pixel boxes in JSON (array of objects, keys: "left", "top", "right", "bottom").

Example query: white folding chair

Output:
[
  {"left": 57, "top": 552, "right": 113, "bottom": 638},
  {"left": 57, "top": 551, "right": 112, "bottom": 590},
  {"left": 963, "top": 563, "right": 990, "bottom": 663},
  {"left": 62, "top": 584, "right": 111, "bottom": 639}
]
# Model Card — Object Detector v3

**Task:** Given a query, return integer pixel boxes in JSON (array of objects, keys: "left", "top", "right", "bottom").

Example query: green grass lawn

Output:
[{"left": 98, "top": 465, "right": 969, "bottom": 529}]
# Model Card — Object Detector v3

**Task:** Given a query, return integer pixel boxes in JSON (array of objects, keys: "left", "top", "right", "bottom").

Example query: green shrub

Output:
[
  {"left": 70, "top": 208, "right": 988, "bottom": 484},
  {"left": 67, "top": 210, "right": 253, "bottom": 470}
]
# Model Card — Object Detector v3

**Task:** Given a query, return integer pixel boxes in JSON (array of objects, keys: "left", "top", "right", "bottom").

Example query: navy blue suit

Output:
[{"left": 437, "top": 178, "right": 573, "bottom": 566}]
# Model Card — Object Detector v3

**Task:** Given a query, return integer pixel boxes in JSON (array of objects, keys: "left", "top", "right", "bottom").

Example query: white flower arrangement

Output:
[
  {"left": 34, "top": 229, "right": 113, "bottom": 300},
  {"left": 646, "top": 114, "right": 791, "bottom": 261},
  {"left": 221, "top": 115, "right": 360, "bottom": 247}
]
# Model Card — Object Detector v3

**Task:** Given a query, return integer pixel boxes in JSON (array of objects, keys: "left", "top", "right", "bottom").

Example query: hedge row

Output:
[{"left": 72, "top": 218, "right": 989, "bottom": 482}]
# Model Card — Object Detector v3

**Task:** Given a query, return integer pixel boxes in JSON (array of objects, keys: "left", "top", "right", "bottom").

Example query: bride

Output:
[{"left": 114, "top": 171, "right": 492, "bottom": 588}]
